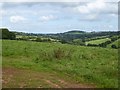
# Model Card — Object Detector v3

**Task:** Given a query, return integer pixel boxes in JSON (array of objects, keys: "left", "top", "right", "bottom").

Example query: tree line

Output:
[
  {"left": 87, "top": 36, "right": 120, "bottom": 49},
  {"left": 1, "top": 28, "right": 119, "bottom": 49},
  {"left": 0, "top": 28, "right": 16, "bottom": 40}
]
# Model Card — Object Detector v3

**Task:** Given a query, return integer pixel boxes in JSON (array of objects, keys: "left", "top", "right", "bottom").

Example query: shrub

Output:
[
  {"left": 53, "top": 48, "right": 73, "bottom": 60},
  {"left": 34, "top": 57, "right": 39, "bottom": 63},
  {"left": 111, "top": 45, "right": 117, "bottom": 49},
  {"left": 54, "top": 48, "right": 65, "bottom": 59},
  {"left": 73, "top": 39, "right": 85, "bottom": 46},
  {"left": 87, "top": 44, "right": 98, "bottom": 47},
  {"left": 36, "top": 37, "right": 42, "bottom": 42}
]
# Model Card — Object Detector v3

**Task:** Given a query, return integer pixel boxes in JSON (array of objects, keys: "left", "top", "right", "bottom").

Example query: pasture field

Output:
[
  {"left": 85, "top": 38, "right": 111, "bottom": 45},
  {"left": 2, "top": 40, "right": 118, "bottom": 88},
  {"left": 107, "top": 39, "right": 120, "bottom": 48}
]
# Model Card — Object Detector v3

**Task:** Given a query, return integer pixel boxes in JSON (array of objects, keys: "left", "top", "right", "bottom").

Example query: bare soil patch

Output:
[{"left": 2, "top": 67, "right": 96, "bottom": 88}]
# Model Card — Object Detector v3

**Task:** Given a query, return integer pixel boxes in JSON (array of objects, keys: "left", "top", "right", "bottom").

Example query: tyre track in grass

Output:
[{"left": 2, "top": 67, "right": 96, "bottom": 88}]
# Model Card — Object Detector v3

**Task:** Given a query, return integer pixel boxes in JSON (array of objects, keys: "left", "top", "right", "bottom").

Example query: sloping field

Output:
[
  {"left": 107, "top": 39, "right": 120, "bottom": 48},
  {"left": 86, "top": 38, "right": 111, "bottom": 45},
  {"left": 2, "top": 40, "right": 118, "bottom": 88}
]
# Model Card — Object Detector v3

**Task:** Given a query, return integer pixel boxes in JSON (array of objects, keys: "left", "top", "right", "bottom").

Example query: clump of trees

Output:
[
  {"left": 0, "top": 28, "right": 16, "bottom": 40},
  {"left": 99, "top": 40, "right": 112, "bottom": 48},
  {"left": 87, "top": 44, "right": 99, "bottom": 47},
  {"left": 36, "top": 37, "right": 51, "bottom": 42},
  {"left": 87, "top": 36, "right": 120, "bottom": 49},
  {"left": 87, "top": 40, "right": 113, "bottom": 48},
  {"left": 72, "top": 39, "right": 85, "bottom": 46},
  {"left": 109, "top": 36, "right": 119, "bottom": 42},
  {"left": 60, "top": 39, "right": 68, "bottom": 44}
]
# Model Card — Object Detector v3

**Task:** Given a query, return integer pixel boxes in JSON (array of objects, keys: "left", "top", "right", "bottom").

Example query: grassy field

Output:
[
  {"left": 86, "top": 38, "right": 111, "bottom": 45},
  {"left": 107, "top": 39, "right": 120, "bottom": 48},
  {"left": 2, "top": 40, "right": 118, "bottom": 88}
]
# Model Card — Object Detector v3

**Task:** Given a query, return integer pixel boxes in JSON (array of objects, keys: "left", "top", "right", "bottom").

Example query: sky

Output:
[{"left": 0, "top": 0, "right": 119, "bottom": 33}]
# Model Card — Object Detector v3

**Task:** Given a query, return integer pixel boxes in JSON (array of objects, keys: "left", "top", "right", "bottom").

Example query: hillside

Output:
[
  {"left": 64, "top": 30, "right": 86, "bottom": 34},
  {"left": 86, "top": 38, "right": 111, "bottom": 45},
  {"left": 107, "top": 39, "right": 120, "bottom": 48},
  {"left": 2, "top": 40, "right": 118, "bottom": 88},
  {"left": 1, "top": 28, "right": 119, "bottom": 41},
  {"left": 1, "top": 28, "right": 120, "bottom": 49}
]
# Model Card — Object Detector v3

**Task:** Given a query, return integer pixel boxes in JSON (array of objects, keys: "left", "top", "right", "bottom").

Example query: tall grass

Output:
[{"left": 2, "top": 40, "right": 118, "bottom": 88}]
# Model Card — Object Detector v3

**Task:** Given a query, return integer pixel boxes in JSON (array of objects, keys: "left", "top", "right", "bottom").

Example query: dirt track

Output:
[{"left": 2, "top": 67, "right": 96, "bottom": 88}]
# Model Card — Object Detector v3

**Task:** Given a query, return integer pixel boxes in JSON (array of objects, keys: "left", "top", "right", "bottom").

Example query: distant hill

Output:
[
  {"left": 1, "top": 28, "right": 120, "bottom": 45},
  {"left": 64, "top": 30, "right": 86, "bottom": 34}
]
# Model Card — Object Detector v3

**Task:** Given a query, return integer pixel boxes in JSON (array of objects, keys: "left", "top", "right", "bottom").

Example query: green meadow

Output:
[
  {"left": 2, "top": 40, "right": 118, "bottom": 88},
  {"left": 107, "top": 39, "right": 120, "bottom": 48},
  {"left": 86, "top": 38, "right": 111, "bottom": 45}
]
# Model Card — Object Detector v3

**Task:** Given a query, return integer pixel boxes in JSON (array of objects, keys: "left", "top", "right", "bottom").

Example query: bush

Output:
[
  {"left": 99, "top": 40, "right": 112, "bottom": 48},
  {"left": 60, "top": 39, "right": 68, "bottom": 44},
  {"left": 87, "top": 44, "right": 98, "bottom": 47},
  {"left": 111, "top": 45, "right": 117, "bottom": 49},
  {"left": 36, "top": 37, "right": 42, "bottom": 42},
  {"left": 54, "top": 48, "right": 65, "bottom": 59},
  {"left": 73, "top": 39, "right": 85, "bottom": 46},
  {"left": 36, "top": 37, "right": 51, "bottom": 42},
  {"left": 53, "top": 48, "right": 73, "bottom": 60}
]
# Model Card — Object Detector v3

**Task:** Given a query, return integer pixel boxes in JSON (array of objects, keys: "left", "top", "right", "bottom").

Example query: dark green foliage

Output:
[
  {"left": 87, "top": 44, "right": 99, "bottom": 47},
  {"left": 111, "top": 44, "right": 117, "bottom": 49},
  {"left": 60, "top": 39, "right": 68, "bottom": 44},
  {"left": 108, "top": 39, "right": 120, "bottom": 49},
  {"left": 0, "top": 29, "right": 2, "bottom": 39},
  {"left": 36, "top": 37, "right": 42, "bottom": 42},
  {"left": 34, "top": 57, "right": 40, "bottom": 63},
  {"left": 0, "top": 28, "right": 16, "bottom": 40},
  {"left": 14, "top": 30, "right": 120, "bottom": 46},
  {"left": 64, "top": 30, "right": 86, "bottom": 34},
  {"left": 73, "top": 39, "right": 85, "bottom": 45},
  {"left": 42, "top": 38, "right": 51, "bottom": 42},
  {"left": 36, "top": 37, "right": 51, "bottom": 42},
  {"left": 98, "top": 40, "right": 111, "bottom": 48},
  {"left": 110, "top": 36, "right": 118, "bottom": 42},
  {"left": 9, "top": 32, "right": 16, "bottom": 40}
]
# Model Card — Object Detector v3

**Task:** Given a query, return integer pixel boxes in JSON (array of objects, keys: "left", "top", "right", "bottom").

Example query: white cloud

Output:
[
  {"left": 74, "top": 0, "right": 107, "bottom": 14},
  {"left": 71, "top": 0, "right": 118, "bottom": 21},
  {"left": 87, "top": 0, "right": 106, "bottom": 10},
  {"left": 10, "top": 15, "right": 26, "bottom": 23},
  {"left": 86, "top": 14, "right": 98, "bottom": 20},
  {"left": 0, "top": 3, "right": 4, "bottom": 20},
  {"left": 0, "top": 9, "right": 6, "bottom": 20},
  {"left": 39, "top": 15, "right": 57, "bottom": 22},
  {"left": 74, "top": 0, "right": 117, "bottom": 15},
  {"left": 1, "top": 1, "right": 118, "bottom": 25}
]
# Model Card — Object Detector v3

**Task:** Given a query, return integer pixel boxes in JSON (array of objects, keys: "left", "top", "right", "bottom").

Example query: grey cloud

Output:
[
  {"left": 2, "top": 2, "right": 86, "bottom": 8},
  {"left": 2, "top": 1, "right": 118, "bottom": 22}
]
